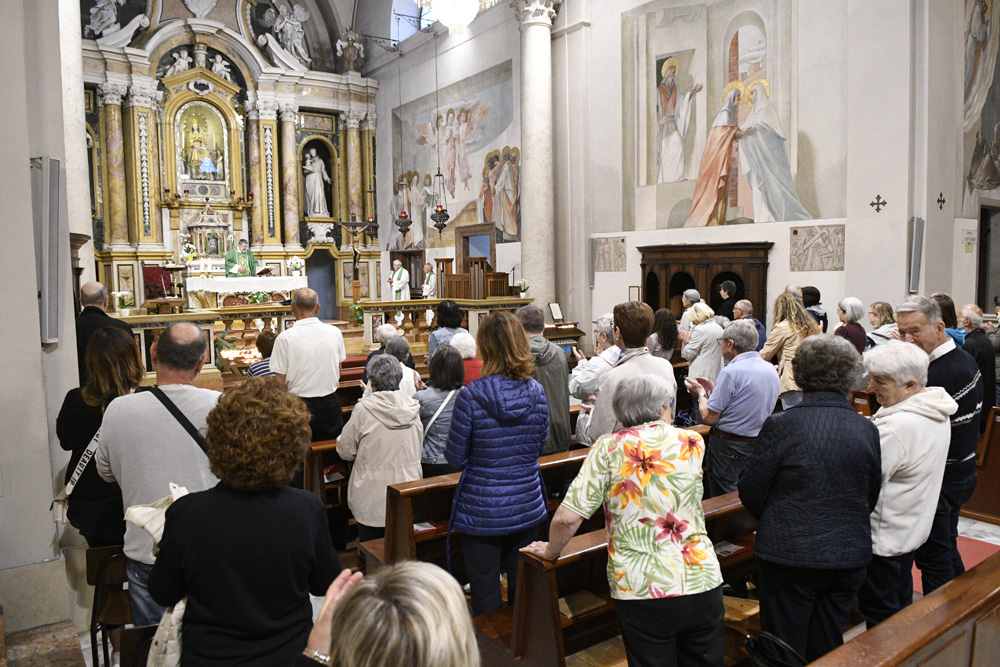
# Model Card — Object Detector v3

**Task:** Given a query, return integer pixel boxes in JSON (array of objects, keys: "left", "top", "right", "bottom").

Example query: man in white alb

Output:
[
  {"left": 422, "top": 262, "right": 437, "bottom": 298},
  {"left": 389, "top": 259, "right": 410, "bottom": 300}
]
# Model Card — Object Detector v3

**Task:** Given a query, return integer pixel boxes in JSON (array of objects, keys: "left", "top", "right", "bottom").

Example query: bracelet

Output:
[{"left": 304, "top": 648, "right": 332, "bottom": 665}]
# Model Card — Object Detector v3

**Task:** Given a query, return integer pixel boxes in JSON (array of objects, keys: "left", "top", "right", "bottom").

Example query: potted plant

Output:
[
  {"left": 517, "top": 278, "right": 530, "bottom": 298},
  {"left": 287, "top": 255, "right": 305, "bottom": 276},
  {"left": 349, "top": 302, "right": 364, "bottom": 326},
  {"left": 111, "top": 290, "right": 134, "bottom": 317}
]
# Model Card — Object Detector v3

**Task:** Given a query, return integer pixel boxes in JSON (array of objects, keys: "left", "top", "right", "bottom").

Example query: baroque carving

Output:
[
  {"left": 264, "top": 126, "right": 276, "bottom": 237},
  {"left": 183, "top": 0, "right": 218, "bottom": 19},
  {"left": 126, "top": 82, "right": 159, "bottom": 109},
  {"left": 280, "top": 104, "right": 299, "bottom": 123},
  {"left": 98, "top": 83, "right": 129, "bottom": 106},
  {"left": 510, "top": 0, "right": 560, "bottom": 27},
  {"left": 361, "top": 111, "right": 378, "bottom": 132},
  {"left": 263, "top": 5, "right": 312, "bottom": 66},
  {"left": 138, "top": 114, "right": 151, "bottom": 237},
  {"left": 344, "top": 109, "right": 363, "bottom": 130}
]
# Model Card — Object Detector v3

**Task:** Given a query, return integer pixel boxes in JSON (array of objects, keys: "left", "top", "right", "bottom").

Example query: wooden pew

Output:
[
  {"left": 809, "top": 549, "right": 1000, "bottom": 666},
  {"left": 963, "top": 406, "right": 1000, "bottom": 524},
  {"left": 475, "top": 491, "right": 757, "bottom": 667}
]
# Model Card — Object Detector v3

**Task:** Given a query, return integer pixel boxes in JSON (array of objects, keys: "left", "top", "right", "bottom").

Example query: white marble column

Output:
[
  {"left": 345, "top": 108, "right": 364, "bottom": 220},
  {"left": 512, "top": 0, "right": 558, "bottom": 314},
  {"left": 280, "top": 103, "right": 301, "bottom": 248}
]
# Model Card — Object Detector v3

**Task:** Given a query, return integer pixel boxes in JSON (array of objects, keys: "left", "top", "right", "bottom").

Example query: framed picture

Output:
[
  {"left": 548, "top": 302, "right": 564, "bottom": 322},
  {"left": 628, "top": 286, "right": 642, "bottom": 302}
]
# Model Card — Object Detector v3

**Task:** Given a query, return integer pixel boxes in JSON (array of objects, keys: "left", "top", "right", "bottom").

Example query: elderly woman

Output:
[
  {"left": 448, "top": 332, "right": 482, "bottom": 385},
  {"left": 834, "top": 297, "right": 867, "bottom": 353},
  {"left": 857, "top": 343, "right": 956, "bottom": 627},
  {"left": 428, "top": 300, "right": 469, "bottom": 358},
  {"left": 340, "top": 354, "right": 423, "bottom": 542},
  {"left": 525, "top": 374, "right": 724, "bottom": 667},
  {"left": 678, "top": 289, "right": 702, "bottom": 333},
  {"left": 679, "top": 302, "right": 725, "bottom": 382},
  {"left": 646, "top": 308, "right": 677, "bottom": 361},
  {"left": 739, "top": 336, "right": 881, "bottom": 661},
  {"left": 445, "top": 311, "right": 549, "bottom": 616},
  {"left": 363, "top": 335, "right": 421, "bottom": 398},
  {"left": 362, "top": 323, "right": 415, "bottom": 385},
  {"left": 415, "top": 344, "right": 465, "bottom": 478},
  {"left": 760, "top": 291, "right": 822, "bottom": 409},
  {"left": 148, "top": 378, "right": 341, "bottom": 666},
  {"left": 866, "top": 301, "right": 898, "bottom": 349}
]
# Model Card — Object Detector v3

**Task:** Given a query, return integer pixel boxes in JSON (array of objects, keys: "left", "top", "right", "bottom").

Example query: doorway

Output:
[{"left": 978, "top": 206, "right": 1000, "bottom": 311}]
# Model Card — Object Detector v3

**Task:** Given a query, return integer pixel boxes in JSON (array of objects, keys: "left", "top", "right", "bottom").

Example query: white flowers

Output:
[
  {"left": 287, "top": 256, "right": 306, "bottom": 271},
  {"left": 517, "top": 278, "right": 530, "bottom": 292},
  {"left": 110, "top": 291, "right": 134, "bottom": 309}
]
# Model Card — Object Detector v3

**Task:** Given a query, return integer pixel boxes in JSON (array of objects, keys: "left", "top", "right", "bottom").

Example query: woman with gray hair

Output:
[
  {"left": 338, "top": 354, "right": 423, "bottom": 542},
  {"left": 525, "top": 374, "right": 724, "bottom": 666},
  {"left": 834, "top": 296, "right": 867, "bottom": 353},
  {"left": 449, "top": 331, "right": 482, "bottom": 385},
  {"left": 739, "top": 335, "right": 881, "bottom": 661},
  {"left": 363, "top": 335, "right": 421, "bottom": 398},
  {"left": 678, "top": 289, "right": 702, "bottom": 332},
  {"left": 857, "top": 343, "right": 956, "bottom": 627}
]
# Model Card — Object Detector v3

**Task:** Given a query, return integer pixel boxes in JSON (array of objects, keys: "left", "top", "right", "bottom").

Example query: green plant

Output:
[
  {"left": 247, "top": 291, "right": 270, "bottom": 304},
  {"left": 349, "top": 302, "right": 364, "bottom": 326}
]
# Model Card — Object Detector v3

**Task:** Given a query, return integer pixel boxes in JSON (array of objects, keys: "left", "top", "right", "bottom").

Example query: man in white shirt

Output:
[
  {"left": 421, "top": 262, "right": 437, "bottom": 298},
  {"left": 389, "top": 259, "right": 410, "bottom": 300},
  {"left": 569, "top": 313, "right": 620, "bottom": 444},
  {"left": 271, "top": 288, "right": 347, "bottom": 441}
]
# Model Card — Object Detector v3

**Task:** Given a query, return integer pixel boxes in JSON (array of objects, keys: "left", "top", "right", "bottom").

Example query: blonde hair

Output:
[
  {"left": 869, "top": 301, "right": 896, "bottom": 328},
  {"left": 329, "top": 562, "right": 480, "bottom": 667},
  {"left": 478, "top": 311, "right": 535, "bottom": 380},
  {"left": 688, "top": 302, "right": 716, "bottom": 326},
  {"left": 772, "top": 292, "right": 821, "bottom": 338}
]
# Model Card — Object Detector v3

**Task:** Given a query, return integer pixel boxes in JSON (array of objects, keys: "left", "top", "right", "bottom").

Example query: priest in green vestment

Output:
[{"left": 225, "top": 239, "right": 259, "bottom": 277}]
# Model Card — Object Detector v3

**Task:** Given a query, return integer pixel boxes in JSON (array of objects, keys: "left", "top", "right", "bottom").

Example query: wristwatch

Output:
[{"left": 304, "top": 648, "right": 332, "bottom": 665}]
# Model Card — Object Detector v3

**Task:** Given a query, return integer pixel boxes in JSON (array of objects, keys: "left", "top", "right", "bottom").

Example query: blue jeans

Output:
[
  {"left": 126, "top": 559, "right": 166, "bottom": 626},
  {"left": 914, "top": 465, "right": 977, "bottom": 595}
]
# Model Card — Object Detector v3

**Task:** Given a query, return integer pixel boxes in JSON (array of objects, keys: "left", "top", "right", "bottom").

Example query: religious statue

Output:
[
  {"left": 165, "top": 49, "right": 193, "bottom": 77},
  {"left": 302, "top": 147, "right": 332, "bottom": 217},
  {"left": 388, "top": 259, "right": 410, "bottom": 300},
  {"left": 86, "top": 0, "right": 126, "bottom": 38},
  {"left": 185, "top": 119, "right": 216, "bottom": 179},
  {"left": 263, "top": 4, "right": 312, "bottom": 66},
  {"left": 210, "top": 54, "right": 232, "bottom": 82},
  {"left": 225, "top": 239, "right": 258, "bottom": 277}
]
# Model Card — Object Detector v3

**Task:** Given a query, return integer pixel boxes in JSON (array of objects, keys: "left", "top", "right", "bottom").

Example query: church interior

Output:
[{"left": 4, "top": 0, "right": 1000, "bottom": 665}]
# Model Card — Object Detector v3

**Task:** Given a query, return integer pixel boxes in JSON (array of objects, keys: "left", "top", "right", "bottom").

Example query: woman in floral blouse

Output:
[{"left": 524, "top": 374, "right": 724, "bottom": 667}]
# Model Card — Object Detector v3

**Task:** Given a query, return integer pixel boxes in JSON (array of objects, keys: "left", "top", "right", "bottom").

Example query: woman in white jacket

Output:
[
  {"left": 858, "top": 342, "right": 957, "bottom": 627},
  {"left": 679, "top": 302, "right": 725, "bottom": 382}
]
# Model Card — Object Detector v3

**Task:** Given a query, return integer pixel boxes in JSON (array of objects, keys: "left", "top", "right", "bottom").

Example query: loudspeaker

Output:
[
  {"left": 908, "top": 217, "right": 924, "bottom": 295},
  {"left": 31, "top": 156, "right": 61, "bottom": 344}
]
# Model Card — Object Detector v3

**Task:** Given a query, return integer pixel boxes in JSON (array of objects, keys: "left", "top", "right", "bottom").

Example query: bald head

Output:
[
  {"left": 154, "top": 322, "right": 207, "bottom": 373},
  {"left": 292, "top": 288, "right": 320, "bottom": 319},
  {"left": 80, "top": 282, "right": 108, "bottom": 310},
  {"left": 959, "top": 304, "right": 984, "bottom": 331}
]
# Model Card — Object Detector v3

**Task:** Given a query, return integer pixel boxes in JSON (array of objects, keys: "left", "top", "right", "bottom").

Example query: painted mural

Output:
[
  {"left": 390, "top": 60, "right": 519, "bottom": 250},
  {"left": 965, "top": 0, "right": 1000, "bottom": 207}
]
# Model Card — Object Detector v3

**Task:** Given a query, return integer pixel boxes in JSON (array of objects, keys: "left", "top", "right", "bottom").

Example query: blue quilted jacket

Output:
[{"left": 445, "top": 374, "right": 550, "bottom": 536}]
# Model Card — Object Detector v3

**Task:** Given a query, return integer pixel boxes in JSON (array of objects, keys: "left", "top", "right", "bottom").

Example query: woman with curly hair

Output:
[
  {"left": 866, "top": 301, "right": 898, "bottom": 349},
  {"left": 149, "top": 378, "right": 341, "bottom": 666},
  {"left": 760, "top": 291, "right": 822, "bottom": 409}
]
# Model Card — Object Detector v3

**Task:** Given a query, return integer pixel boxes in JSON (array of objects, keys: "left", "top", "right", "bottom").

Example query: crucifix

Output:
[
  {"left": 340, "top": 213, "right": 376, "bottom": 303},
  {"left": 870, "top": 195, "right": 887, "bottom": 213},
  {"left": 937, "top": 193, "right": 946, "bottom": 210}
]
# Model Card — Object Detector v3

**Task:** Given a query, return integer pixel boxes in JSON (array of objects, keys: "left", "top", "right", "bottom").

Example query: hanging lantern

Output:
[
  {"left": 430, "top": 168, "right": 450, "bottom": 235},
  {"left": 394, "top": 210, "right": 411, "bottom": 235}
]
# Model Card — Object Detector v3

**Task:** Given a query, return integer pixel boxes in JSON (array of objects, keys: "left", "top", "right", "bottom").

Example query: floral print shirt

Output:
[{"left": 561, "top": 421, "right": 722, "bottom": 600}]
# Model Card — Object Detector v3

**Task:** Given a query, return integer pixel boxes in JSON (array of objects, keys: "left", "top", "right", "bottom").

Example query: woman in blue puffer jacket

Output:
[{"left": 445, "top": 311, "right": 550, "bottom": 616}]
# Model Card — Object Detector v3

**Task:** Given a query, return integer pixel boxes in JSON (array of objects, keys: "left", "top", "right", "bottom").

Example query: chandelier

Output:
[{"left": 415, "top": 0, "right": 497, "bottom": 34}]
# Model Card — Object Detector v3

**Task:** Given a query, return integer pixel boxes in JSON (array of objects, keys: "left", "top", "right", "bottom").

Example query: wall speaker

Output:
[
  {"left": 908, "top": 216, "right": 924, "bottom": 295},
  {"left": 31, "top": 156, "right": 61, "bottom": 344}
]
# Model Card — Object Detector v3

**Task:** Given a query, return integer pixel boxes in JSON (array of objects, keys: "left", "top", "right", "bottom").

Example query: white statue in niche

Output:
[
  {"left": 303, "top": 147, "right": 332, "bottom": 217},
  {"left": 165, "top": 50, "right": 193, "bottom": 77},
  {"left": 264, "top": 4, "right": 312, "bottom": 66},
  {"left": 86, "top": 0, "right": 126, "bottom": 38},
  {"left": 210, "top": 55, "right": 232, "bottom": 81}
]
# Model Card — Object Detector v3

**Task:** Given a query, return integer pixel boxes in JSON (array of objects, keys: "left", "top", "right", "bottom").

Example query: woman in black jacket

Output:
[
  {"left": 57, "top": 327, "right": 144, "bottom": 546},
  {"left": 739, "top": 335, "right": 881, "bottom": 662}
]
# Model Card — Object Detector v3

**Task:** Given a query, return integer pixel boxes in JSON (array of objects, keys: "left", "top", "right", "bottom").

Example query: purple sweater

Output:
[{"left": 835, "top": 322, "right": 867, "bottom": 354}]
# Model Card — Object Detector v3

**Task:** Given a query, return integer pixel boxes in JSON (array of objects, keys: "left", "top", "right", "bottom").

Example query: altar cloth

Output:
[{"left": 186, "top": 276, "right": 308, "bottom": 295}]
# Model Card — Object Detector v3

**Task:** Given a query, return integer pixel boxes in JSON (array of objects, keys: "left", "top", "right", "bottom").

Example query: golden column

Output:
[
  {"left": 345, "top": 108, "right": 364, "bottom": 219},
  {"left": 124, "top": 82, "right": 161, "bottom": 245},
  {"left": 361, "top": 111, "right": 377, "bottom": 220},
  {"left": 279, "top": 103, "right": 300, "bottom": 247},
  {"left": 99, "top": 83, "right": 130, "bottom": 245},
  {"left": 245, "top": 99, "right": 265, "bottom": 245}
]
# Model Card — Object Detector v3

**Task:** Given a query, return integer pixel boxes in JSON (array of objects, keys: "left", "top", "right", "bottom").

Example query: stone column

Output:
[
  {"left": 99, "top": 82, "right": 130, "bottom": 246},
  {"left": 511, "top": 0, "right": 558, "bottom": 312},
  {"left": 345, "top": 108, "right": 364, "bottom": 220},
  {"left": 361, "top": 111, "right": 379, "bottom": 247},
  {"left": 245, "top": 101, "right": 265, "bottom": 246},
  {"left": 124, "top": 82, "right": 161, "bottom": 245},
  {"left": 280, "top": 103, "right": 301, "bottom": 248}
]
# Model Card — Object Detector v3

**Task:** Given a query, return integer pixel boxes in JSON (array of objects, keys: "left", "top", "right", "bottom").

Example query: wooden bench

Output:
[
  {"left": 963, "top": 406, "right": 1000, "bottom": 524},
  {"left": 474, "top": 491, "right": 757, "bottom": 667},
  {"left": 810, "top": 549, "right": 1000, "bottom": 666}
]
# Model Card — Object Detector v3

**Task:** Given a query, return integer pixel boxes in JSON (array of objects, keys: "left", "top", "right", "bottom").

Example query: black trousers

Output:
[
  {"left": 301, "top": 393, "right": 345, "bottom": 441},
  {"left": 857, "top": 552, "right": 915, "bottom": 628},
  {"left": 915, "top": 464, "right": 977, "bottom": 595},
  {"left": 705, "top": 435, "right": 755, "bottom": 498},
  {"left": 460, "top": 526, "right": 538, "bottom": 616},
  {"left": 356, "top": 523, "right": 385, "bottom": 544},
  {"left": 421, "top": 462, "right": 461, "bottom": 479},
  {"left": 757, "top": 560, "right": 867, "bottom": 663},
  {"left": 614, "top": 586, "right": 724, "bottom": 667}
]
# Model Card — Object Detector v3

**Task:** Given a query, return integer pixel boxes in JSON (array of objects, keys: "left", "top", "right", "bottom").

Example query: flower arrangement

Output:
[
  {"left": 517, "top": 278, "right": 530, "bottom": 293},
  {"left": 247, "top": 291, "right": 271, "bottom": 304},
  {"left": 287, "top": 256, "right": 306, "bottom": 271},
  {"left": 110, "top": 290, "right": 134, "bottom": 310},
  {"left": 181, "top": 241, "right": 197, "bottom": 256},
  {"left": 349, "top": 302, "right": 364, "bottom": 326}
]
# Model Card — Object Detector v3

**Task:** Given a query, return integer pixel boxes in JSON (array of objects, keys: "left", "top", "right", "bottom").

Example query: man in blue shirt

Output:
[
  {"left": 685, "top": 319, "right": 780, "bottom": 496},
  {"left": 733, "top": 299, "right": 767, "bottom": 352}
]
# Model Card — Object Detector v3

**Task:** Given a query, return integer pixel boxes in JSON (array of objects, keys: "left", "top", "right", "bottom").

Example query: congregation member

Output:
[
  {"left": 149, "top": 379, "right": 340, "bottom": 665},
  {"left": 588, "top": 301, "right": 677, "bottom": 441},
  {"left": 271, "top": 288, "right": 347, "bottom": 442},
  {"left": 445, "top": 311, "right": 549, "bottom": 615},
  {"left": 897, "top": 296, "right": 983, "bottom": 594},
  {"left": 678, "top": 289, "right": 701, "bottom": 332},
  {"left": 760, "top": 291, "right": 821, "bottom": 409},
  {"left": 74, "top": 281, "right": 133, "bottom": 382},
  {"left": 678, "top": 302, "right": 725, "bottom": 382},
  {"left": 866, "top": 301, "right": 898, "bottom": 348},
  {"left": 717, "top": 279, "right": 738, "bottom": 321},
  {"left": 295, "top": 563, "right": 480, "bottom": 667},
  {"left": 958, "top": 304, "right": 996, "bottom": 429},
  {"left": 450, "top": 332, "right": 482, "bottom": 384},
  {"left": 363, "top": 335, "right": 420, "bottom": 398},
  {"left": 428, "top": 300, "right": 468, "bottom": 358},
  {"left": 684, "top": 320, "right": 780, "bottom": 497},
  {"left": 517, "top": 305, "right": 571, "bottom": 453},
  {"left": 834, "top": 297, "right": 867, "bottom": 354},
  {"left": 526, "top": 374, "right": 724, "bottom": 667},
  {"left": 785, "top": 284, "right": 803, "bottom": 302},
  {"left": 246, "top": 330, "right": 277, "bottom": 377},
  {"left": 361, "top": 323, "right": 415, "bottom": 385},
  {"left": 858, "top": 343, "right": 956, "bottom": 627},
  {"left": 931, "top": 292, "right": 966, "bottom": 347},
  {"left": 421, "top": 262, "right": 437, "bottom": 298},
  {"left": 570, "top": 313, "right": 620, "bottom": 444},
  {"left": 57, "top": 328, "right": 143, "bottom": 548},
  {"left": 646, "top": 308, "right": 677, "bottom": 360},
  {"left": 415, "top": 344, "right": 464, "bottom": 478},
  {"left": 733, "top": 299, "right": 766, "bottom": 352},
  {"left": 338, "top": 355, "right": 423, "bottom": 543},
  {"left": 388, "top": 259, "right": 410, "bottom": 300},
  {"left": 739, "top": 335, "right": 881, "bottom": 662},
  {"left": 96, "top": 322, "right": 221, "bottom": 626},
  {"left": 802, "top": 285, "right": 829, "bottom": 333}
]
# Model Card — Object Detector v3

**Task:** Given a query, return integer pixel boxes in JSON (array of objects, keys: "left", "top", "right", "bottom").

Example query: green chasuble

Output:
[{"left": 225, "top": 248, "right": 259, "bottom": 276}]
